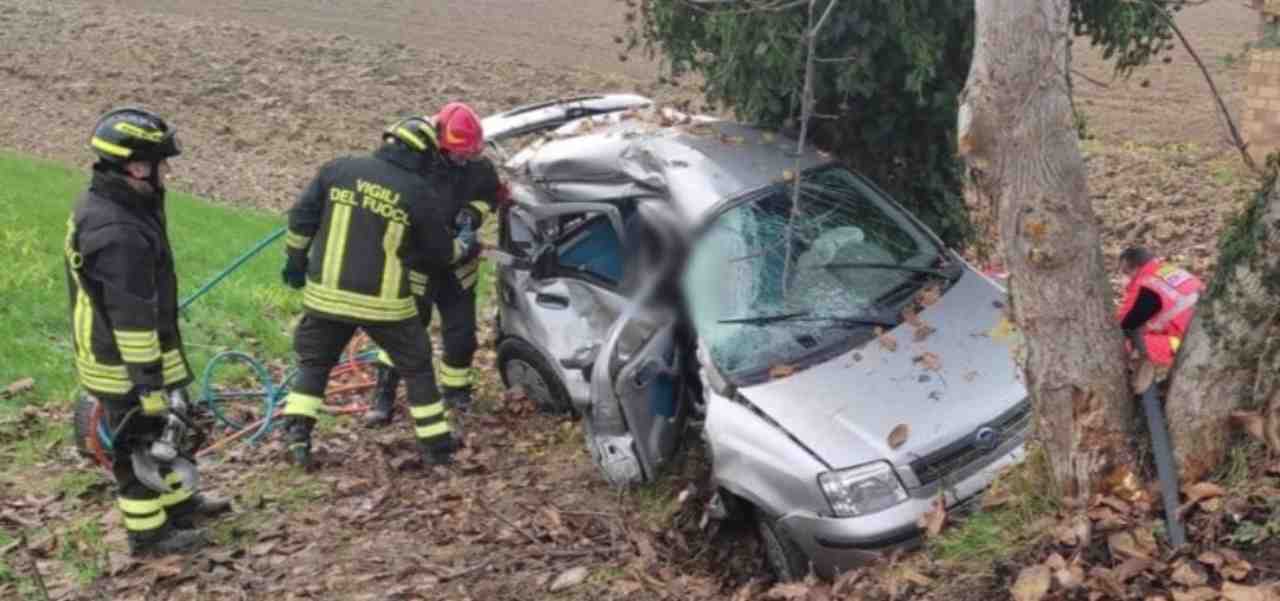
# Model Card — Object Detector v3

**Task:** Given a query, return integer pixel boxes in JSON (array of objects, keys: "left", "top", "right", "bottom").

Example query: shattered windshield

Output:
[{"left": 681, "top": 165, "right": 942, "bottom": 379}]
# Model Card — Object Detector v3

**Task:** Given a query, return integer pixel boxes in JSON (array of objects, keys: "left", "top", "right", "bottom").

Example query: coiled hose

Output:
[{"left": 84, "top": 226, "right": 385, "bottom": 463}]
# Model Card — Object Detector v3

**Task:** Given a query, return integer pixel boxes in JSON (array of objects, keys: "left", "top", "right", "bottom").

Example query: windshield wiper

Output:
[
  {"left": 718, "top": 311, "right": 810, "bottom": 326},
  {"left": 718, "top": 311, "right": 897, "bottom": 328}
]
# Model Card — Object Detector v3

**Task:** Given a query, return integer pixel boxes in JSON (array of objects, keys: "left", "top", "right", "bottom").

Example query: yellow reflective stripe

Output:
[
  {"left": 119, "top": 497, "right": 164, "bottom": 514},
  {"left": 410, "top": 284, "right": 426, "bottom": 296},
  {"left": 460, "top": 271, "right": 478, "bottom": 290},
  {"left": 163, "top": 351, "right": 188, "bottom": 385},
  {"left": 410, "top": 403, "right": 445, "bottom": 419},
  {"left": 74, "top": 289, "right": 93, "bottom": 360},
  {"left": 283, "top": 392, "right": 323, "bottom": 419},
  {"left": 123, "top": 511, "right": 166, "bottom": 531},
  {"left": 75, "top": 357, "right": 131, "bottom": 395},
  {"left": 113, "top": 122, "right": 164, "bottom": 142},
  {"left": 452, "top": 238, "right": 465, "bottom": 262},
  {"left": 380, "top": 222, "right": 406, "bottom": 299},
  {"left": 409, "top": 270, "right": 427, "bottom": 285},
  {"left": 302, "top": 282, "right": 417, "bottom": 322},
  {"left": 439, "top": 365, "right": 471, "bottom": 387},
  {"left": 416, "top": 421, "right": 451, "bottom": 439},
  {"left": 375, "top": 349, "right": 392, "bottom": 367},
  {"left": 395, "top": 126, "right": 427, "bottom": 151},
  {"left": 322, "top": 203, "right": 353, "bottom": 286},
  {"left": 114, "top": 329, "right": 162, "bottom": 363},
  {"left": 285, "top": 231, "right": 312, "bottom": 250},
  {"left": 469, "top": 201, "right": 492, "bottom": 218},
  {"left": 91, "top": 136, "right": 132, "bottom": 158},
  {"left": 159, "top": 473, "right": 194, "bottom": 508},
  {"left": 419, "top": 122, "right": 439, "bottom": 147}
]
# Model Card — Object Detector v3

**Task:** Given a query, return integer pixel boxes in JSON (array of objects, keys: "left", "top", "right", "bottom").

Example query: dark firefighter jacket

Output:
[
  {"left": 285, "top": 143, "right": 458, "bottom": 323},
  {"left": 418, "top": 157, "right": 502, "bottom": 290},
  {"left": 63, "top": 167, "right": 192, "bottom": 398}
]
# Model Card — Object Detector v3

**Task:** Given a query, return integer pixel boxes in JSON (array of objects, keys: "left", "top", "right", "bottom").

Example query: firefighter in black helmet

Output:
[
  {"left": 280, "top": 115, "right": 471, "bottom": 467},
  {"left": 363, "top": 102, "right": 512, "bottom": 430},
  {"left": 65, "top": 108, "right": 230, "bottom": 557}
]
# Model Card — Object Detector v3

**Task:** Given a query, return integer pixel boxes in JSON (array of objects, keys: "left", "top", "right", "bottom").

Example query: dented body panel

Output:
[{"left": 489, "top": 95, "right": 1030, "bottom": 574}]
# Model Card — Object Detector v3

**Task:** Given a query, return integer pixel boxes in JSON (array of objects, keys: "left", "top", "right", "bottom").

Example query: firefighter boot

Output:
[
  {"left": 420, "top": 436, "right": 459, "bottom": 467},
  {"left": 441, "top": 386, "right": 473, "bottom": 415},
  {"left": 364, "top": 364, "right": 400, "bottom": 428},
  {"left": 128, "top": 523, "right": 207, "bottom": 557},
  {"left": 168, "top": 494, "right": 233, "bottom": 529},
  {"left": 285, "top": 418, "right": 314, "bottom": 468}
]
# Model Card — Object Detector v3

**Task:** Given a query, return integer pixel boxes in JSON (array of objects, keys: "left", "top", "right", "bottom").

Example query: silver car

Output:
[{"left": 481, "top": 95, "right": 1030, "bottom": 579}]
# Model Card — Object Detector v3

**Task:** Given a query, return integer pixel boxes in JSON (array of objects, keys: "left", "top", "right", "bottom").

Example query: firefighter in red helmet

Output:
[{"left": 365, "top": 102, "right": 513, "bottom": 432}]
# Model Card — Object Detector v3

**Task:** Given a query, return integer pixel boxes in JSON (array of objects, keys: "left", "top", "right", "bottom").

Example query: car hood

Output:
[{"left": 735, "top": 267, "right": 1026, "bottom": 472}]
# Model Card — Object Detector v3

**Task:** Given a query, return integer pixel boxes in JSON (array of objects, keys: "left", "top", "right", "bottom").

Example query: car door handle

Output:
[{"left": 535, "top": 292, "right": 570, "bottom": 309}]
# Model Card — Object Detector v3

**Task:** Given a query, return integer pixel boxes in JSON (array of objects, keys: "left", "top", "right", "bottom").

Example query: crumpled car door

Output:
[{"left": 583, "top": 201, "right": 691, "bottom": 487}]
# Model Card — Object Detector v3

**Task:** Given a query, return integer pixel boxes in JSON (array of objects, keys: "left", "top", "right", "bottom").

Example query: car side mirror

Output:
[
  {"left": 696, "top": 342, "right": 735, "bottom": 397},
  {"left": 560, "top": 344, "right": 601, "bottom": 381}
]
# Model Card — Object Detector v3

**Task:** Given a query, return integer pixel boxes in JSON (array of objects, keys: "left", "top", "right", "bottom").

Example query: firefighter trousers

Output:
[
  {"left": 282, "top": 313, "right": 452, "bottom": 449},
  {"left": 377, "top": 271, "right": 478, "bottom": 392},
  {"left": 101, "top": 393, "right": 198, "bottom": 537}
]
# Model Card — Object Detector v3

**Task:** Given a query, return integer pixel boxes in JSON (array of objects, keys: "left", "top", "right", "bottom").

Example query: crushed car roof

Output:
[{"left": 498, "top": 103, "right": 832, "bottom": 222}]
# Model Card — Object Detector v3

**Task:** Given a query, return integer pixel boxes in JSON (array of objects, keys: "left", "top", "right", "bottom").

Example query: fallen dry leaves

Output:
[
  {"left": 874, "top": 327, "right": 899, "bottom": 352},
  {"left": 1011, "top": 564, "right": 1052, "bottom": 601},
  {"left": 887, "top": 424, "right": 910, "bottom": 449},
  {"left": 2, "top": 377, "right": 34, "bottom": 398},
  {"left": 917, "top": 495, "right": 947, "bottom": 538}
]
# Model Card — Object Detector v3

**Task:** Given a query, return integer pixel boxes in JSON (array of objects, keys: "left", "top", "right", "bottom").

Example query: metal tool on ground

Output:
[{"left": 1127, "top": 327, "right": 1187, "bottom": 549}]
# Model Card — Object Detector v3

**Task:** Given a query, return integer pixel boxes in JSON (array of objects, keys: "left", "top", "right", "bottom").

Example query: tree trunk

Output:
[
  {"left": 1165, "top": 174, "right": 1280, "bottom": 481},
  {"left": 958, "top": 0, "right": 1136, "bottom": 501}
]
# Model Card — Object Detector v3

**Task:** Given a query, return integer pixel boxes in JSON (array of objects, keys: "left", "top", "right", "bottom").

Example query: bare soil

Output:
[{"left": 0, "top": 0, "right": 1276, "bottom": 599}]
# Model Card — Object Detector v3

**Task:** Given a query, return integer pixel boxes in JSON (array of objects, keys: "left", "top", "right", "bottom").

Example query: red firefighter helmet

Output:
[{"left": 434, "top": 102, "right": 484, "bottom": 159}]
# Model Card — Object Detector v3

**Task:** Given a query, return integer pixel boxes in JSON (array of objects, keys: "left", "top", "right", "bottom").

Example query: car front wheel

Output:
[
  {"left": 757, "top": 513, "right": 812, "bottom": 582},
  {"left": 497, "top": 337, "right": 573, "bottom": 414}
]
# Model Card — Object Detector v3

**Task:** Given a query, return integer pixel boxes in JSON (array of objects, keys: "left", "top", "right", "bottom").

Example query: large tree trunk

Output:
[
  {"left": 1165, "top": 175, "right": 1280, "bottom": 481},
  {"left": 958, "top": 0, "right": 1136, "bottom": 500}
]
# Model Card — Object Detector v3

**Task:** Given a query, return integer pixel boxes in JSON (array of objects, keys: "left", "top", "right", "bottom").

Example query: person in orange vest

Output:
[{"left": 1115, "top": 246, "right": 1203, "bottom": 367}]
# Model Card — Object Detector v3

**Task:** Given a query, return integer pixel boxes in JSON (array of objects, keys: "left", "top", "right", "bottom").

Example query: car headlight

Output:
[{"left": 818, "top": 462, "right": 909, "bottom": 518}]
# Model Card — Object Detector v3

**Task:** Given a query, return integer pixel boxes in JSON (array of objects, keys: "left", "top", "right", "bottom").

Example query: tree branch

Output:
[
  {"left": 1071, "top": 68, "right": 1112, "bottom": 89},
  {"left": 1142, "top": 0, "right": 1259, "bottom": 173}
]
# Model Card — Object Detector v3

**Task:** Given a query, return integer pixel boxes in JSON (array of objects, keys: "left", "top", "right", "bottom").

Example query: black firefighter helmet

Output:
[{"left": 89, "top": 107, "right": 182, "bottom": 165}]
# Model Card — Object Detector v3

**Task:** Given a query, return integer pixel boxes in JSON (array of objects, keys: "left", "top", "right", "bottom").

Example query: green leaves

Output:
[{"left": 625, "top": 0, "right": 1183, "bottom": 248}]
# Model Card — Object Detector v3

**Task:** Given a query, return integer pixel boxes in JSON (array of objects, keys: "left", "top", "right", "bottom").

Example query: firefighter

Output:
[
  {"left": 1116, "top": 246, "right": 1204, "bottom": 367},
  {"left": 65, "top": 108, "right": 230, "bottom": 557},
  {"left": 280, "top": 115, "right": 476, "bottom": 467},
  {"left": 364, "top": 102, "right": 512, "bottom": 428}
]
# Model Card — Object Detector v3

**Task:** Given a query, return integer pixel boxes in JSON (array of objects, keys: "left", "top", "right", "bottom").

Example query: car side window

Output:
[{"left": 555, "top": 215, "right": 625, "bottom": 285}]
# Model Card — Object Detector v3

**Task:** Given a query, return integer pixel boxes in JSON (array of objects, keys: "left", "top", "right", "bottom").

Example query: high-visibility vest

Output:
[{"left": 1131, "top": 259, "right": 1203, "bottom": 338}]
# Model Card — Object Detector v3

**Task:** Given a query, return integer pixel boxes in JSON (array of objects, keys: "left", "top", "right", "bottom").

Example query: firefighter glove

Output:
[
  {"left": 282, "top": 253, "right": 308, "bottom": 289},
  {"left": 454, "top": 221, "right": 481, "bottom": 264}
]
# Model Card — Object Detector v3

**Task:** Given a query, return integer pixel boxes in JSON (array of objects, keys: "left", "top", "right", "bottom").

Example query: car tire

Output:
[
  {"left": 757, "top": 513, "right": 812, "bottom": 583},
  {"left": 497, "top": 337, "right": 574, "bottom": 414},
  {"left": 72, "top": 392, "right": 99, "bottom": 459}
]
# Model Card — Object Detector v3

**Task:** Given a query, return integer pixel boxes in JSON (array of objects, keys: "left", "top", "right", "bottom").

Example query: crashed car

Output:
[{"left": 480, "top": 95, "right": 1031, "bottom": 579}]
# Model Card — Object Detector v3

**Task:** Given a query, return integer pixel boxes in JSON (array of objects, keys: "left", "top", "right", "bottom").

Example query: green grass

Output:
[
  {"left": 0, "top": 149, "right": 500, "bottom": 421},
  {"left": 929, "top": 445, "right": 1061, "bottom": 568},
  {"left": 0, "top": 150, "right": 296, "bottom": 417}
]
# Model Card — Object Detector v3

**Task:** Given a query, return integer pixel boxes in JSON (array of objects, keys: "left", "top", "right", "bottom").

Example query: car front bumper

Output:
[{"left": 777, "top": 435, "right": 1028, "bottom": 577}]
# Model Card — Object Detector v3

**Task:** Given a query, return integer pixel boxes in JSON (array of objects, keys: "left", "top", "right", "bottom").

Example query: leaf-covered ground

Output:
[{"left": 3, "top": 0, "right": 1280, "bottom": 599}]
